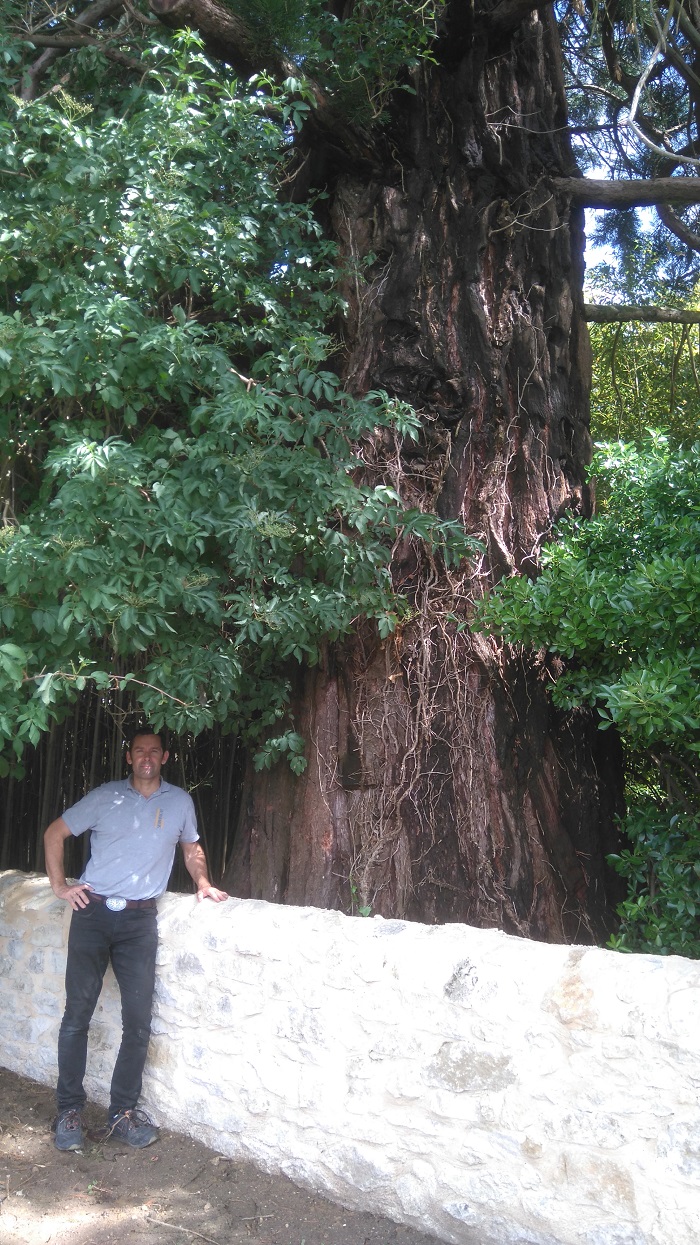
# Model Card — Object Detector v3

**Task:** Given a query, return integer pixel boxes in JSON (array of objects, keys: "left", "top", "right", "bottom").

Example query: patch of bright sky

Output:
[
  {"left": 584, "top": 206, "right": 657, "bottom": 300},
  {"left": 584, "top": 209, "right": 615, "bottom": 295}
]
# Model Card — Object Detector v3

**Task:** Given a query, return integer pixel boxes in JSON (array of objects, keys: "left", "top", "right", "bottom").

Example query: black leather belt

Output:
[{"left": 87, "top": 892, "right": 157, "bottom": 911}]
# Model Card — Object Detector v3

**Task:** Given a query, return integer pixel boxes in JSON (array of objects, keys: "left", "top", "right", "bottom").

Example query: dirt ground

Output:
[{"left": 0, "top": 1067, "right": 439, "bottom": 1245}]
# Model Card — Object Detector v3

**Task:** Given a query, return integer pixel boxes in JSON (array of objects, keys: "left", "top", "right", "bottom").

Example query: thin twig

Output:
[
  {"left": 23, "top": 671, "right": 194, "bottom": 708},
  {"left": 669, "top": 322, "right": 689, "bottom": 419},
  {"left": 145, "top": 1216, "right": 220, "bottom": 1244},
  {"left": 610, "top": 321, "right": 624, "bottom": 432},
  {"left": 690, "top": 325, "right": 700, "bottom": 399}
]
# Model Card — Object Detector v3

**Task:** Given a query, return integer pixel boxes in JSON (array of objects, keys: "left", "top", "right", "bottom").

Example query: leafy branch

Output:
[{"left": 0, "top": 36, "right": 474, "bottom": 769}]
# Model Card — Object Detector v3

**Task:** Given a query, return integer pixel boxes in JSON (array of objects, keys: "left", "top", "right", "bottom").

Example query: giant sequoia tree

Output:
[{"left": 4, "top": 0, "right": 700, "bottom": 941}]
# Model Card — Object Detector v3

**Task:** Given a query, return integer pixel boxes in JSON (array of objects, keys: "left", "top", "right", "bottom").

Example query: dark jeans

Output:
[{"left": 56, "top": 902, "right": 158, "bottom": 1115}]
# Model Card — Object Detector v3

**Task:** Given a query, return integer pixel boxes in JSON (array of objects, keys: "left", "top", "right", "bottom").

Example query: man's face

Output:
[{"left": 127, "top": 734, "right": 169, "bottom": 782}]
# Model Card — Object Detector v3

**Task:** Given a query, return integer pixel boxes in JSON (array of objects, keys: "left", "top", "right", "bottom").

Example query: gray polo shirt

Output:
[{"left": 62, "top": 778, "right": 198, "bottom": 900}]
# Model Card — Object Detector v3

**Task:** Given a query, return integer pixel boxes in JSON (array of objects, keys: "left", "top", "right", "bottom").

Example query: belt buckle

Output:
[{"left": 106, "top": 896, "right": 127, "bottom": 912}]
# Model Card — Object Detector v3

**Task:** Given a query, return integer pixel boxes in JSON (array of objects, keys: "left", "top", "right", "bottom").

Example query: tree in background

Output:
[
  {"left": 561, "top": 0, "right": 700, "bottom": 286},
  {"left": 581, "top": 259, "right": 700, "bottom": 955},
  {"left": 585, "top": 249, "right": 700, "bottom": 444},
  {"left": 5, "top": 0, "right": 700, "bottom": 938},
  {"left": 590, "top": 316, "right": 700, "bottom": 444}
]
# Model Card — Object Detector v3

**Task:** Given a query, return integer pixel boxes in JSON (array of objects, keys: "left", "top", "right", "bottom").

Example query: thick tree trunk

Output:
[{"left": 224, "top": 10, "right": 625, "bottom": 941}]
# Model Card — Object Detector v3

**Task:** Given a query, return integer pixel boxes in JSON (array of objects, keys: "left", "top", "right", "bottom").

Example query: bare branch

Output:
[
  {"left": 19, "top": 0, "right": 127, "bottom": 100},
  {"left": 620, "top": 6, "right": 700, "bottom": 167},
  {"left": 610, "top": 321, "right": 624, "bottom": 428},
  {"left": 147, "top": 0, "right": 379, "bottom": 171},
  {"left": 656, "top": 201, "right": 700, "bottom": 252},
  {"left": 584, "top": 304, "right": 700, "bottom": 324},
  {"left": 148, "top": 0, "right": 301, "bottom": 83},
  {"left": 21, "top": 31, "right": 142, "bottom": 73},
  {"left": 556, "top": 176, "right": 700, "bottom": 207},
  {"left": 22, "top": 33, "right": 126, "bottom": 48},
  {"left": 24, "top": 0, "right": 127, "bottom": 35}
]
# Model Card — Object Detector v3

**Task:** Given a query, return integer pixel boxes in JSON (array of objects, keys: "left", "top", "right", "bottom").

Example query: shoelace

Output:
[
  {"left": 55, "top": 1109, "right": 82, "bottom": 1130},
  {"left": 104, "top": 1107, "right": 154, "bottom": 1137}
]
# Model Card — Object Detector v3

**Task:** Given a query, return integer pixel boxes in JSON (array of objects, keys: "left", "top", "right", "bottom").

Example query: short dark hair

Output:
[{"left": 126, "top": 724, "right": 168, "bottom": 752}]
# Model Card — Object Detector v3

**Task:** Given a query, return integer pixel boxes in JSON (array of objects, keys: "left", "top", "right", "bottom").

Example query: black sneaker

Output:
[
  {"left": 106, "top": 1107, "right": 159, "bottom": 1148},
  {"left": 53, "top": 1107, "right": 84, "bottom": 1151}
]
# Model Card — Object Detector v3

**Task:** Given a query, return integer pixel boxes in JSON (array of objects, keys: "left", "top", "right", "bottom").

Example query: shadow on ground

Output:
[{"left": 0, "top": 1067, "right": 438, "bottom": 1245}]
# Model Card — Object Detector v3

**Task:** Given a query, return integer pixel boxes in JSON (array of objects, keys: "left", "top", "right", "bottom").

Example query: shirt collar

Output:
[{"left": 126, "top": 777, "right": 171, "bottom": 796}]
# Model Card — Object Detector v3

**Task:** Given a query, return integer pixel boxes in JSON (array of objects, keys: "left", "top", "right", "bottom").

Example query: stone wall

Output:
[{"left": 1, "top": 869, "right": 698, "bottom": 1245}]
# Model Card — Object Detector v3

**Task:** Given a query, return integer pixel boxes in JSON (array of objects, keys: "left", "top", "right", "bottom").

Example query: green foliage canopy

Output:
[{"left": 0, "top": 36, "right": 470, "bottom": 771}]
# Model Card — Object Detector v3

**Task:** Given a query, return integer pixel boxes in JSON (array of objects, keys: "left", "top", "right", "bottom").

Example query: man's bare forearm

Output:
[
  {"left": 44, "top": 818, "right": 92, "bottom": 909},
  {"left": 44, "top": 818, "right": 71, "bottom": 891},
  {"left": 182, "top": 841, "right": 210, "bottom": 885},
  {"left": 181, "top": 842, "right": 229, "bottom": 902}
]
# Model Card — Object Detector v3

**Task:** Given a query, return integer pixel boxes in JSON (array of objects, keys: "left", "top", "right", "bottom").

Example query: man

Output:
[{"left": 44, "top": 726, "right": 228, "bottom": 1152}]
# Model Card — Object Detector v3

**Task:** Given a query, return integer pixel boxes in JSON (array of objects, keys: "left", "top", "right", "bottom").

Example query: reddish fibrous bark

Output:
[{"left": 223, "top": 9, "right": 625, "bottom": 942}]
